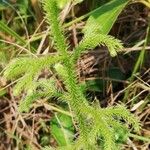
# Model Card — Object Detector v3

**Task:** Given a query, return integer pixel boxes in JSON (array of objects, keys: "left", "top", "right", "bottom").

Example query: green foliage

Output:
[
  {"left": 0, "top": 0, "right": 9, "bottom": 10},
  {"left": 0, "top": 21, "right": 27, "bottom": 45},
  {"left": 73, "top": 33, "right": 123, "bottom": 61},
  {"left": 3, "top": 0, "right": 140, "bottom": 149},
  {"left": 42, "top": 0, "right": 68, "bottom": 55},
  {"left": 85, "top": 79, "right": 105, "bottom": 92},
  {"left": 17, "top": 0, "right": 29, "bottom": 15},
  {"left": 51, "top": 113, "right": 75, "bottom": 146},
  {"left": 19, "top": 78, "right": 61, "bottom": 112},
  {"left": 71, "top": 0, "right": 127, "bottom": 60},
  {"left": 84, "top": 0, "right": 128, "bottom": 34}
]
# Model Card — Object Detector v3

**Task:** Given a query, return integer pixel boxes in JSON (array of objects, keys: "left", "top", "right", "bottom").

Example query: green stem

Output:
[
  {"left": 129, "top": 133, "right": 150, "bottom": 142},
  {"left": 64, "top": 12, "right": 89, "bottom": 28},
  {"left": 130, "top": 25, "right": 150, "bottom": 81},
  {"left": 124, "top": 22, "right": 150, "bottom": 101}
]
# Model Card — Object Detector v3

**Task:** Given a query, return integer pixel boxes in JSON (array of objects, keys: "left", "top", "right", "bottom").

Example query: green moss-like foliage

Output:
[{"left": 3, "top": 0, "right": 140, "bottom": 149}]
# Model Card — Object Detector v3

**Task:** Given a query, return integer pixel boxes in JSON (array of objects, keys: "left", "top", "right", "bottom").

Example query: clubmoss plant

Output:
[{"left": 3, "top": 0, "right": 140, "bottom": 149}]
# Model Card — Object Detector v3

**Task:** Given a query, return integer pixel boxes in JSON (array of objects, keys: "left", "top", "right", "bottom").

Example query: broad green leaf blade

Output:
[
  {"left": 84, "top": 0, "right": 129, "bottom": 35},
  {"left": 85, "top": 79, "right": 105, "bottom": 92},
  {"left": 51, "top": 113, "right": 74, "bottom": 146},
  {"left": 107, "top": 67, "right": 126, "bottom": 87}
]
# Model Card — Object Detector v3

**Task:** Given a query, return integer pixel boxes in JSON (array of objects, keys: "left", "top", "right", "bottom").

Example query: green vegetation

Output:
[{"left": 0, "top": 0, "right": 150, "bottom": 150}]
